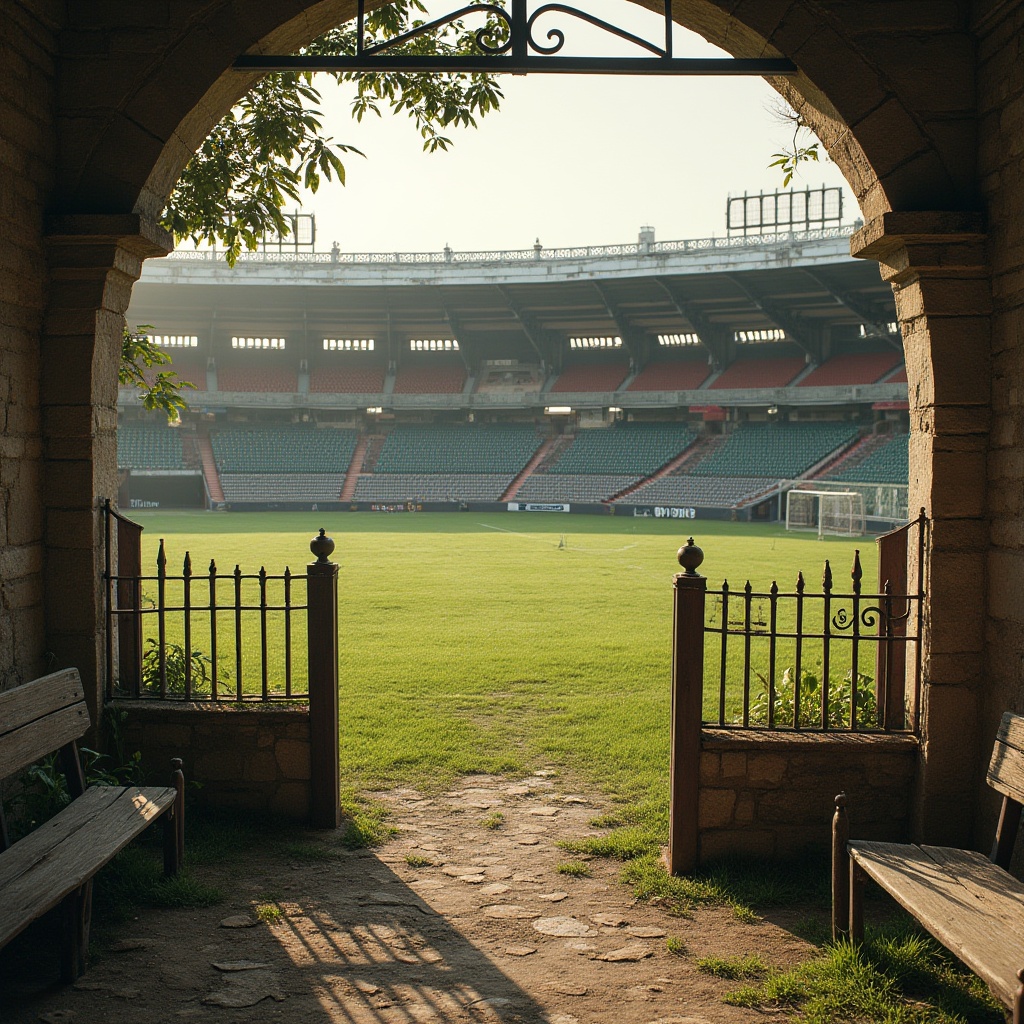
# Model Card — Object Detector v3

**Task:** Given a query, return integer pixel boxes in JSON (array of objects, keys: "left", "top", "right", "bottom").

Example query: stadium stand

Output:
[
  {"left": 475, "top": 367, "right": 541, "bottom": 393},
  {"left": 547, "top": 422, "right": 696, "bottom": 475},
  {"left": 309, "top": 366, "right": 387, "bottom": 393},
  {"left": 216, "top": 366, "right": 299, "bottom": 393},
  {"left": 826, "top": 433, "right": 909, "bottom": 483},
  {"left": 373, "top": 424, "right": 542, "bottom": 474},
  {"left": 627, "top": 360, "right": 711, "bottom": 391},
  {"left": 549, "top": 363, "right": 629, "bottom": 393},
  {"left": 117, "top": 424, "right": 187, "bottom": 470},
  {"left": 709, "top": 356, "right": 806, "bottom": 390},
  {"left": 690, "top": 423, "right": 859, "bottom": 479},
  {"left": 623, "top": 475, "right": 776, "bottom": 508},
  {"left": 886, "top": 366, "right": 908, "bottom": 383},
  {"left": 211, "top": 426, "right": 358, "bottom": 474},
  {"left": 392, "top": 366, "right": 466, "bottom": 394},
  {"left": 797, "top": 351, "right": 903, "bottom": 387},
  {"left": 144, "top": 360, "right": 207, "bottom": 391},
  {"left": 221, "top": 474, "right": 347, "bottom": 503},
  {"left": 354, "top": 473, "right": 515, "bottom": 503},
  {"left": 515, "top": 473, "right": 640, "bottom": 503}
]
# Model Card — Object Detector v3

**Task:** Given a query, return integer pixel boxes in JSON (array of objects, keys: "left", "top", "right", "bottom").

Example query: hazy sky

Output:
[{"left": 280, "top": 5, "right": 855, "bottom": 253}]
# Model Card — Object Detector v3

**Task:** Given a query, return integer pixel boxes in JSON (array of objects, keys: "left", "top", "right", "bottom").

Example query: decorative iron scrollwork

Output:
[{"left": 233, "top": 0, "right": 798, "bottom": 76}]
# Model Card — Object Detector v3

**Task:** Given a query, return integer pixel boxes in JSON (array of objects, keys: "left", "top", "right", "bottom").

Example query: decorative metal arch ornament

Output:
[{"left": 233, "top": 0, "right": 798, "bottom": 75}]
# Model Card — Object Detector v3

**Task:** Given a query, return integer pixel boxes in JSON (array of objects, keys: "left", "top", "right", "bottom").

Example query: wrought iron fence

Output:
[
  {"left": 103, "top": 502, "right": 337, "bottom": 703},
  {"left": 675, "top": 509, "right": 927, "bottom": 736}
]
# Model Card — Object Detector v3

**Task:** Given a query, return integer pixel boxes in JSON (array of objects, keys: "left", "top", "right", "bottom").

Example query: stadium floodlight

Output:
[
  {"left": 785, "top": 489, "right": 865, "bottom": 538},
  {"left": 366, "top": 406, "right": 383, "bottom": 414},
  {"left": 545, "top": 406, "right": 573, "bottom": 415}
]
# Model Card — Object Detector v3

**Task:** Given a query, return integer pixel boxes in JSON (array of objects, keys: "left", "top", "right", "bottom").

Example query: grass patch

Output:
[
  {"left": 281, "top": 841, "right": 338, "bottom": 863},
  {"left": 697, "top": 954, "right": 768, "bottom": 980},
  {"left": 666, "top": 936, "right": 687, "bottom": 956},
  {"left": 482, "top": 811, "right": 505, "bottom": 830},
  {"left": 151, "top": 873, "right": 225, "bottom": 908},
  {"left": 405, "top": 854, "right": 436, "bottom": 868},
  {"left": 727, "top": 928, "right": 1003, "bottom": 1024},
  {"left": 340, "top": 793, "right": 398, "bottom": 849},
  {"left": 589, "top": 812, "right": 625, "bottom": 829},
  {"left": 254, "top": 902, "right": 282, "bottom": 923},
  {"left": 556, "top": 860, "right": 592, "bottom": 878}
]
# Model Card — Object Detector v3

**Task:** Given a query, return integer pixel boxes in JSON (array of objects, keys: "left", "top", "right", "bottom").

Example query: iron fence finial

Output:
[
  {"left": 310, "top": 527, "right": 335, "bottom": 564},
  {"left": 677, "top": 537, "right": 704, "bottom": 576}
]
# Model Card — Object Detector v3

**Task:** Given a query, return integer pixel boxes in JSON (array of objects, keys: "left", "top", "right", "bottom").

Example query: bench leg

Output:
[
  {"left": 832, "top": 794, "right": 850, "bottom": 940},
  {"left": 849, "top": 861, "right": 865, "bottom": 945},
  {"left": 59, "top": 881, "right": 92, "bottom": 983},
  {"left": 164, "top": 757, "right": 185, "bottom": 877}
]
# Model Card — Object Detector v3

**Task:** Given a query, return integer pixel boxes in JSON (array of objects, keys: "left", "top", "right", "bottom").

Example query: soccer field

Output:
[{"left": 130, "top": 511, "right": 878, "bottom": 834}]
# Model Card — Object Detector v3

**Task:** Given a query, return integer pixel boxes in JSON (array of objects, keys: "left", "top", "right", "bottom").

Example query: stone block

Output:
[
  {"left": 699, "top": 752, "right": 720, "bottom": 785},
  {"left": 734, "top": 794, "right": 756, "bottom": 824},
  {"left": 700, "top": 829, "right": 774, "bottom": 863},
  {"left": 195, "top": 748, "right": 244, "bottom": 779},
  {"left": 720, "top": 752, "right": 747, "bottom": 779},
  {"left": 747, "top": 753, "right": 787, "bottom": 785},
  {"left": 245, "top": 749, "right": 279, "bottom": 784},
  {"left": 275, "top": 739, "right": 311, "bottom": 780},
  {"left": 698, "top": 788, "right": 736, "bottom": 829}
]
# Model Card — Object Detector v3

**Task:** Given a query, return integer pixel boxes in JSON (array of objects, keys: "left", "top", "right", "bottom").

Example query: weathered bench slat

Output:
[
  {"left": 850, "top": 840, "right": 1024, "bottom": 1007},
  {"left": 989, "top": 712, "right": 1024, "bottom": 806},
  {"left": 0, "top": 785, "right": 176, "bottom": 949},
  {"left": 0, "top": 670, "right": 84, "bottom": 737},
  {"left": 0, "top": 703, "right": 90, "bottom": 781}
]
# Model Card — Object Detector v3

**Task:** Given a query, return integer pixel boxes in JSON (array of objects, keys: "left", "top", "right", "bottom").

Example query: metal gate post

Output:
[
  {"left": 667, "top": 538, "right": 706, "bottom": 875},
  {"left": 307, "top": 529, "right": 341, "bottom": 829}
]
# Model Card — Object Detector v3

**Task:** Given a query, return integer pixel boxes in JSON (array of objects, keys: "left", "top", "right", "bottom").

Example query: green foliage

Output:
[
  {"left": 120, "top": 325, "right": 196, "bottom": 421},
  {"left": 556, "top": 860, "right": 591, "bottom": 878},
  {"left": 482, "top": 811, "right": 505, "bottom": 829},
  {"left": 405, "top": 853, "right": 436, "bottom": 867},
  {"left": 340, "top": 793, "right": 398, "bottom": 849},
  {"left": 697, "top": 954, "right": 768, "bottom": 980},
  {"left": 141, "top": 638, "right": 216, "bottom": 696},
  {"left": 665, "top": 936, "right": 687, "bottom": 956},
  {"left": 164, "top": 2, "right": 504, "bottom": 264},
  {"left": 748, "top": 666, "right": 878, "bottom": 730},
  {"left": 726, "top": 930, "right": 1003, "bottom": 1024},
  {"left": 768, "top": 142, "right": 820, "bottom": 188},
  {"left": 254, "top": 902, "right": 283, "bottom": 923}
]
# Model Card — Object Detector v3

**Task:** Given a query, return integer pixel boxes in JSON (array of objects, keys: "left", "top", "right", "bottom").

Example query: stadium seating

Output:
[
  {"left": 689, "top": 423, "right": 859, "bottom": 479},
  {"left": 549, "top": 363, "right": 628, "bottom": 393},
  {"left": 826, "top": 433, "right": 908, "bottom": 484},
  {"left": 627, "top": 360, "right": 711, "bottom": 391},
  {"left": 211, "top": 426, "right": 358, "bottom": 474},
  {"left": 373, "top": 424, "right": 542, "bottom": 474},
  {"left": 548, "top": 422, "right": 695, "bottom": 475},
  {"left": 623, "top": 475, "right": 776, "bottom": 507},
  {"left": 221, "top": 474, "right": 346, "bottom": 503},
  {"left": 354, "top": 474, "right": 514, "bottom": 503},
  {"left": 886, "top": 366, "right": 908, "bottom": 383},
  {"left": 217, "top": 366, "right": 299, "bottom": 393},
  {"left": 143, "top": 360, "right": 207, "bottom": 391},
  {"left": 392, "top": 366, "right": 466, "bottom": 394},
  {"left": 709, "top": 356, "right": 805, "bottom": 390},
  {"left": 515, "top": 474, "right": 639, "bottom": 503},
  {"left": 797, "top": 351, "right": 902, "bottom": 387},
  {"left": 309, "top": 366, "right": 386, "bottom": 393},
  {"left": 117, "top": 425, "right": 187, "bottom": 470}
]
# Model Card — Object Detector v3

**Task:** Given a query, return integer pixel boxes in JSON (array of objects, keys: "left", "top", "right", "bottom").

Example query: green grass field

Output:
[{"left": 130, "top": 511, "right": 878, "bottom": 844}]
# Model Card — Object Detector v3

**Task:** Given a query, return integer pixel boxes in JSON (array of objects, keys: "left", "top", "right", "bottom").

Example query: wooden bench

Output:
[
  {"left": 832, "top": 711, "right": 1024, "bottom": 1024},
  {"left": 0, "top": 669, "right": 184, "bottom": 981}
]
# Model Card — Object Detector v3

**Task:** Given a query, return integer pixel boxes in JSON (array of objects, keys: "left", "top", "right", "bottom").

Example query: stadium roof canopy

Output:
[{"left": 128, "top": 228, "right": 898, "bottom": 369}]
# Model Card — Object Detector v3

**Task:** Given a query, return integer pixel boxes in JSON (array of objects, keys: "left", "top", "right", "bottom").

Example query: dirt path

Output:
[{"left": 5, "top": 773, "right": 816, "bottom": 1023}]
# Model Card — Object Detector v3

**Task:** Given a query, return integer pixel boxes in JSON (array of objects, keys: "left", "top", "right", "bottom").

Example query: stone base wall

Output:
[
  {"left": 698, "top": 729, "right": 919, "bottom": 863},
  {"left": 117, "top": 701, "right": 312, "bottom": 820}
]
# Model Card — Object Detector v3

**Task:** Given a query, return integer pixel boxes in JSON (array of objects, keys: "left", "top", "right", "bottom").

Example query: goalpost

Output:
[{"left": 785, "top": 489, "right": 866, "bottom": 537}]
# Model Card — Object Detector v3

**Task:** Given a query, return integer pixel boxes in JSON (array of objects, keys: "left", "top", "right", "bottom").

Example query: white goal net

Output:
[{"left": 785, "top": 489, "right": 866, "bottom": 537}]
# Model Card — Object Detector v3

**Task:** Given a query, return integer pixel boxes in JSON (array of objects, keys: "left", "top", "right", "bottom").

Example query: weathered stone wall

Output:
[
  {"left": 977, "top": 1, "right": 1024, "bottom": 839},
  {"left": 0, "top": 1, "right": 62, "bottom": 692},
  {"left": 117, "top": 702, "right": 312, "bottom": 820},
  {"left": 697, "top": 730, "right": 919, "bottom": 863}
]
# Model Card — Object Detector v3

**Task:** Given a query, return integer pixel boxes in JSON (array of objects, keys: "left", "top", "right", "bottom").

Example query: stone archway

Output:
[{"left": 40, "top": 0, "right": 993, "bottom": 847}]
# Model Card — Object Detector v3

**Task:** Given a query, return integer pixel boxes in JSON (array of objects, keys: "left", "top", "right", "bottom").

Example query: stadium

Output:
[{"left": 120, "top": 198, "right": 909, "bottom": 534}]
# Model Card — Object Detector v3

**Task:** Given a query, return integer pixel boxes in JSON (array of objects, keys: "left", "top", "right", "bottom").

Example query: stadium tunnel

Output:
[{"left": 4, "top": 0, "right": 1017, "bottom": 850}]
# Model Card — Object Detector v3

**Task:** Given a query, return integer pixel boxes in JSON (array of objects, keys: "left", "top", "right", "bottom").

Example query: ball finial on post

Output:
[
  {"left": 677, "top": 537, "right": 704, "bottom": 576},
  {"left": 310, "top": 527, "right": 335, "bottom": 564}
]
